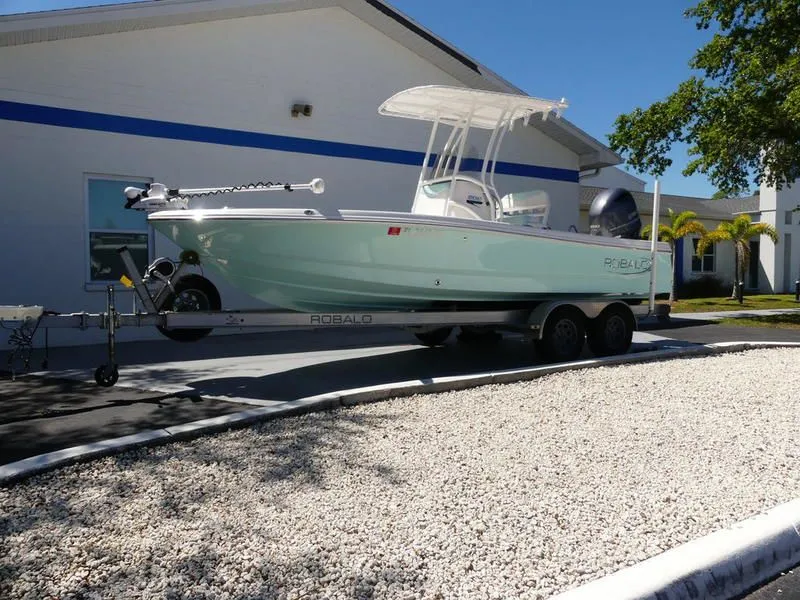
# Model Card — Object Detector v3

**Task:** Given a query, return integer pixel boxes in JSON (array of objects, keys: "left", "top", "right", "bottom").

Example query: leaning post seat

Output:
[
  {"left": 412, "top": 176, "right": 495, "bottom": 220},
  {"left": 499, "top": 190, "right": 551, "bottom": 228}
]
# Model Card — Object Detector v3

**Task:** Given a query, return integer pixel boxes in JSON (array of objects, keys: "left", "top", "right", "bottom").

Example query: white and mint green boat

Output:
[{"left": 142, "top": 86, "right": 672, "bottom": 313}]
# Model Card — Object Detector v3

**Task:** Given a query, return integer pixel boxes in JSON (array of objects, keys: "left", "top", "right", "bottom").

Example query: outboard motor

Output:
[{"left": 588, "top": 188, "right": 642, "bottom": 239}]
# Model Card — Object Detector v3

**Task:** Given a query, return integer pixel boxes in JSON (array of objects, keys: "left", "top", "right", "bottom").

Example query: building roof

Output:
[
  {"left": 698, "top": 195, "right": 760, "bottom": 215},
  {"left": 580, "top": 185, "right": 737, "bottom": 221},
  {"left": 0, "top": 0, "right": 620, "bottom": 171}
]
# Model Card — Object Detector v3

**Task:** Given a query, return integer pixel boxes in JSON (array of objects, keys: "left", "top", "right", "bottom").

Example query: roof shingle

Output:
[{"left": 580, "top": 186, "right": 739, "bottom": 220}]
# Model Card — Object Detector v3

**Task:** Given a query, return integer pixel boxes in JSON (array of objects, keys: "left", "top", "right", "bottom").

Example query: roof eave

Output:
[{"left": 0, "top": 0, "right": 331, "bottom": 42}]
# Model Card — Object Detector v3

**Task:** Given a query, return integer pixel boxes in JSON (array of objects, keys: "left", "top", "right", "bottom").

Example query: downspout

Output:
[{"left": 578, "top": 168, "right": 602, "bottom": 181}]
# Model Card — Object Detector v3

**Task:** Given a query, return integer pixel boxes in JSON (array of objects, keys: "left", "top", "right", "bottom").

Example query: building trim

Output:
[
  {"left": 0, "top": 100, "right": 579, "bottom": 183},
  {"left": 362, "top": 0, "right": 478, "bottom": 73}
]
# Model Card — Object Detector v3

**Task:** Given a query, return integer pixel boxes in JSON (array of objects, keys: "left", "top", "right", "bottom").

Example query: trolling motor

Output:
[{"left": 124, "top": 178, "right": 326, "bottom": 212}]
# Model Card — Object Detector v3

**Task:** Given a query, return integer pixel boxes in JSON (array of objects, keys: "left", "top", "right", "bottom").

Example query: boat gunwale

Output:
[{"left": 149, "top": 209, "right": 671, "bottom": 252}]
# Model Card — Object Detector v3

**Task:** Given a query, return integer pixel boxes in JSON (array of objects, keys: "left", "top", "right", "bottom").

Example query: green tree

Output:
[
  {"left": 641, "top": 208, "right": 707, "bottom": 302},
  {"left": 711, "top": 190, "right": 731, "bottom": 200},
  {"left": 710, "top": 187, "right": 751, "bottom": 200},
  {"left": 608, "top": 0, "right": 800, "bottom": 193},
  {"left": 697, "top": 215, "right": 778, "bottom": 302}
]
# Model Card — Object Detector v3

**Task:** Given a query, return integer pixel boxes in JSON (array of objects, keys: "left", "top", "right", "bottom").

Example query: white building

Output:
[
  {"left": 0, "top": 0, "right": 619, "bottom": 346},
  {"left": 746, "top": 183, "right": 800, "bottom": 294},
  {"left": 580, "top": 167, "right": 646, "bottom": 193},
  {"left": 579, "top": 184, "right": 799, "bottom": 296}
]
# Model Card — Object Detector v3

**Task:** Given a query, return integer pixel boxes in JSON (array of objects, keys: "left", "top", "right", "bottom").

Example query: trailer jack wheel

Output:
[{"left": 94, "top": 364, "right": 119, "bottom": 387}]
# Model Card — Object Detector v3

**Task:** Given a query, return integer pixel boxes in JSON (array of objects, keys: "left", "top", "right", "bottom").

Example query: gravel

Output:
[{"left": 2, "top": 347, "right": 799, "bottom": 600}]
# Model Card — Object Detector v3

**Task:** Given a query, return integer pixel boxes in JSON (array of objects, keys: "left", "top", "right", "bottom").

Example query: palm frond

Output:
[
  {"left": 719, "top": 221, "right": 736, "bottom": 237},
  {"left": 641, "top": 223, "right": 674, "bottom": 242},
  {"left": 658, "top": 224, "right": 675, "bottom": 243},
  {"left": 732, "top": 215, "right": 752, "bottom": 237},
  {"left": 696, "top": 230, "right": 729, "bottom": 256},
  {"left": 672, "top": 210, "right": 699, "bottom": 231},
  {"left": 747, "top": 223, "right": 779, "bottom": 244},
  {"left": 675, "top": 221, "right": 707, "bottom": 238}
]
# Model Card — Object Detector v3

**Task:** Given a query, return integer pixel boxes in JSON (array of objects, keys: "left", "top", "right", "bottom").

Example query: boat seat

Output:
[{"left": 499, "top": 190, "right": 550, "bottom": 228}]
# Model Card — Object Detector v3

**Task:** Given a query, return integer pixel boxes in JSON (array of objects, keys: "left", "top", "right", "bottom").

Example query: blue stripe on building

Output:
[{"left": 0, "top": 100, "right": 579, "bottom": 183}]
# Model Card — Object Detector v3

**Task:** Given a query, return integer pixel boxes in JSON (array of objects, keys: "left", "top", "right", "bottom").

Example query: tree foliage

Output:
[
  {"left": 710, "top": 187, "right": 754, "bottom": 200},
  {"left": 609, "top": 0, "right": 800, "bottom": 192},
  {"left": 641, "top": 208, "right": 707, "bottom": 301},
  {"left": 697, "top": 214, "right": 778, "bottom": 301}
]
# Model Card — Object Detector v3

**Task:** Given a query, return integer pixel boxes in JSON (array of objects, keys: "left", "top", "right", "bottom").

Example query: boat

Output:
[{"left": 130, "top": 85, "right": 672, "bottom": 314}]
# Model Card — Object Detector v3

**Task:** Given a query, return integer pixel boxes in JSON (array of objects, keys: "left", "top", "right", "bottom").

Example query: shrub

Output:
[{"left": 678, "top": 274, "right": 729, "bottom": 299}]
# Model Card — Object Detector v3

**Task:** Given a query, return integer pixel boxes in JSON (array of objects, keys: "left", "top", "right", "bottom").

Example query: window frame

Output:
[
  {"left": 691, "top": 237, "right": 715, "bottom": 274},
  {"left": 84, "top": 173, "right": 154, "bottom": 289}
]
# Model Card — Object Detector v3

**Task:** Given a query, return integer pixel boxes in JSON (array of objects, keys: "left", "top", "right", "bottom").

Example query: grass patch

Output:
[
  {"left": 718, "top": 313, "right": 800, "bottom": 329},
  {"left": 670, "top": 294, "right": 800, "bottom": 313}
]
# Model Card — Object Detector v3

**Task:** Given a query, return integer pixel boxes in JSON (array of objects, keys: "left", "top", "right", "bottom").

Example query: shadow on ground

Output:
[{"left": 0, "top": 375, "right": 245, "bottom": 465}]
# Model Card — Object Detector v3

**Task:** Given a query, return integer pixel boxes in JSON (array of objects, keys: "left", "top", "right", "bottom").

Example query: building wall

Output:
[
  {"left": 579, "top": 167, "right": 646, "bottom": 192},
  {"left": 0, "top": 7, "right": 581, "bottom": 346},
  {"left": 677, "top": 220, "right": 736, "bottom": 291},
  {"left": 758, "top": 182, "right": 800, "bottom": 293}
]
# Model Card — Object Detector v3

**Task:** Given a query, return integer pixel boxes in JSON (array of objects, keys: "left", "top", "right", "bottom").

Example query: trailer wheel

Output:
[
  {"left": 156, "top": 274, "right": 221, "bottom": 342},
  {"left": 413, "top": 327, "right": 453, "bottom": 346},
  {"left": 535, "top": 306, "right": 585, "bottom": 363},
  {"left": 586, "top": 304, "right": 634, "bottom": 357},
  {"left": 94, "top": 364, "right": 119, "bottom": 387}
]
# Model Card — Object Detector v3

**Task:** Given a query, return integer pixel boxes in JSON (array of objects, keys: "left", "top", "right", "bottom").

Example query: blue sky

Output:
[{"left": 1, "top": 0, "right": 723, "bottom": 198}]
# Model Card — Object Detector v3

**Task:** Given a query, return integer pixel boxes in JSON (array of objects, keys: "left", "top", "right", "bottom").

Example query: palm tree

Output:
[
  {"left": 641, "top": 208, "right": 707, "bottom": 303},
  {"left": 697, "top": 215, "right": 779, "bottom": 303}
]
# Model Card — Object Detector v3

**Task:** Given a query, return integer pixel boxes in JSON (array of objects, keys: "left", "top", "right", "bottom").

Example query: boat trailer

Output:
[{"left": 2, "top": 248, "right": 669, "bottom": 387}]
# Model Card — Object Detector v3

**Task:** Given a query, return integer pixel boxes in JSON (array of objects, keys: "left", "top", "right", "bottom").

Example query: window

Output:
[
  {"left": 86, "top": 176, "right": 151, "bottom": 282},
  {"left": 785, "top": 210, "right": 793, "bottom": 225},
  {"left": 691, "top": 238, "right": 715, "bottom": 273}
]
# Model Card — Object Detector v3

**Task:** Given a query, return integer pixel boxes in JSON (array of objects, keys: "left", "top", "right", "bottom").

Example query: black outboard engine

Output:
[{"left": 588, "top": 188, "right": 642, "bottom": 239}]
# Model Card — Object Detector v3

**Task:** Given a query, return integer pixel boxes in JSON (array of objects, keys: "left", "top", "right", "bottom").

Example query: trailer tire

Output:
[
  {"left": 156, "top": 274, "right": 221, "bottom": 342},
  {"left": 534, "top": 305, "right": 585, "bottom": 363},
  {"left": 586, "top": 304, "right": 634, "bottom": 357},
  {"left": 414, "top": 327, "right": 453, "bottom": 347}
]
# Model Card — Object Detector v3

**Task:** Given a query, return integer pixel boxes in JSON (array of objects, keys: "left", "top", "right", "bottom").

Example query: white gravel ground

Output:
[{"left": 2, "top": 347, "right": 800, "bottom": 600}]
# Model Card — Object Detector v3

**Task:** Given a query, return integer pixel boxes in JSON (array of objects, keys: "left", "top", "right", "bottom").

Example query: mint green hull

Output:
[{"left": 150, "top": 210, "right": 673, "bottom": 312}]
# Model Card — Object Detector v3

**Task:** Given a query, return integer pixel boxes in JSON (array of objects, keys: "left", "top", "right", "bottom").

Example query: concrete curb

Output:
[
  {"left": 551, "top": 498, "right": 800, "bottom": 600},
  {"left": 3, "top": 341, "right": 799, "bottom": 486}
]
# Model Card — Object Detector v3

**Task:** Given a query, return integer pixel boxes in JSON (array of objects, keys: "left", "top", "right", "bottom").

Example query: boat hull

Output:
[{"left": 149, "top": 209, "right": 673, "bottom": 312}]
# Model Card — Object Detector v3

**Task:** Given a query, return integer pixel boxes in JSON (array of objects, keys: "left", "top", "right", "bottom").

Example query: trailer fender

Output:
[{"left": 528, "top": 300, "right": 635, "bottom": 340}]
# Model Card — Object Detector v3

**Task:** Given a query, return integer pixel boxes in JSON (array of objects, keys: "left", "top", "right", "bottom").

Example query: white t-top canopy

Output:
[{"left": 378, "top": 85, "right": 568, "bottom": 130}]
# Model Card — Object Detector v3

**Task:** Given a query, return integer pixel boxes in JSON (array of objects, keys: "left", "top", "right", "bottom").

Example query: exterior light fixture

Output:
[{"left": 291, "top": 103, "right": 313, "bottom": 117}]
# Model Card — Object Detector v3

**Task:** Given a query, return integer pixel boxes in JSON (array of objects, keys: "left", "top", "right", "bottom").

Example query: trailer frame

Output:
[{"left": 1, "top": 246, "right": 669, "bottom": 386}]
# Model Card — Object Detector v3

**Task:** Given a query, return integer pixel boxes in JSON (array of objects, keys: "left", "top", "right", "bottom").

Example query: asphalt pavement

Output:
[
  {"left": 738, "top": 568, "right": 800, "bottom": 600},
  {"left": 3, "top": 312, "right": 800, "bottom": 467}
]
